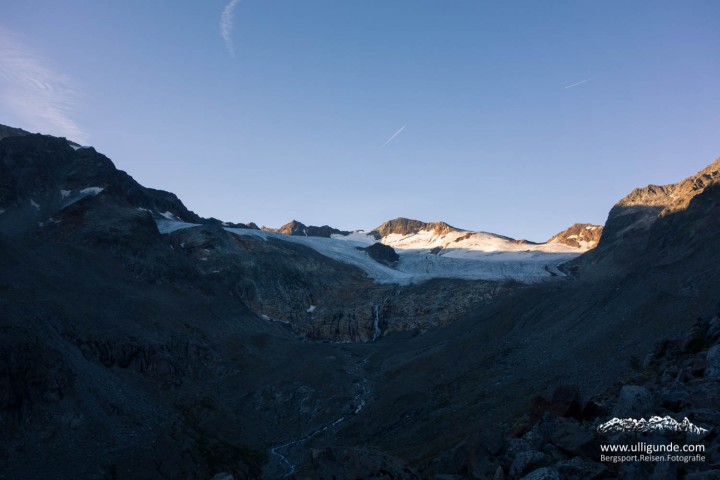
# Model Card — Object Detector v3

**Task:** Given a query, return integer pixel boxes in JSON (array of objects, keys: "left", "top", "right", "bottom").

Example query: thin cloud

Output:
[
  {"left": 0, "top": 27, "right": 88, "bottom": 144},
  {"left": 382, "top": 125, "right": 406, "bottom": 148},
  {"left": 565, "top": 76, "right": 596, "bottom": 89},
  {"left": 220, "top": 0, "right": 241, "bottom": 57}
]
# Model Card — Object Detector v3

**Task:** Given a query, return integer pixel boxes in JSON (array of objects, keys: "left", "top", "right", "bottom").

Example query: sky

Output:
[{"left": 2, "top": 1, "right": 719, "bottom": 241}]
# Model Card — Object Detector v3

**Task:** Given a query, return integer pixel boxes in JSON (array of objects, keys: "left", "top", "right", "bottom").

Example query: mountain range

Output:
[{"left": 1, "top": 125, "right": 720, "bottom": 479}]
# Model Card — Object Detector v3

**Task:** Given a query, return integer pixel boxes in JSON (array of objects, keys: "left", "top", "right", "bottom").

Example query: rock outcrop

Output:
[
  {"left": 265, "top": 219, "right": 350, "bottom": 238},
  {"left": 547, "top": 223, "right": 603, "bottom": 249},
  {"left": 372, "top": 217, "right": 462, "bottom": 238},
  {"left": 574, "top": 158, "right": 720, "bottom": 270},
  {"left": 358, "top": 242, "right": 399, "bottom": 266}
]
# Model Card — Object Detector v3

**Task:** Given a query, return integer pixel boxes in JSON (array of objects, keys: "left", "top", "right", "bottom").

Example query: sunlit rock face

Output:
[{"left": 569, "top": 158, "right": 720, "bottom": 272}]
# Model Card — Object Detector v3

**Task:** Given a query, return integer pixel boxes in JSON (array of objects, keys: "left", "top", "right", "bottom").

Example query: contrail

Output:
[
  {"left": 565, "top": 76, "right": 596, "bottom": 89},
  {"left": 0, "top": 27, "right": 88, "bottom": 144},
  {"left": 381, "top": 125, "right": 406, "bottom": 148},
  {"left": 220, "top": 0, "right": 241, "bottom": 57}
]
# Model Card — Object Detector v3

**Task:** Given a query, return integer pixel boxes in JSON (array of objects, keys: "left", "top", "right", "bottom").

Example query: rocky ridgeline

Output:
[
  {"left": 604, "top": 157, "right": 720, "bottom": 242},
  {"left": 263, "top": 220, "right": 350, "bottom": 238},
  {"left": 486, "top": 314, "right": 720, "bottom": 480}
]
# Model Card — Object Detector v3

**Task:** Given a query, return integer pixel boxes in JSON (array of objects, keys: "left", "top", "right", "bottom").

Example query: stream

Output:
[{"left": 263, "top": 358, "right": 372, "bottom": 478}]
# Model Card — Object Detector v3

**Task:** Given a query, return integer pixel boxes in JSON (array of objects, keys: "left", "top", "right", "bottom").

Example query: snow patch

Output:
[
  {"left": 79, "top": 187, "right": 103, "bottom": 196},
  {"left": 331, "top": 231, "right": 376, "bottom": 245},
  {"left": 30, "top": 199, "right": 40, "bottom": 210},
  {"left": 60, "top": 189, "right": 71, "bottom": 199},
  {"left": 155, "top": 219, "right": 200, "bottom": 234},
  {"left": 306, "top": 305, "right": 316, "bottom": 313},
  {"left": 68, "top": 141, "right": 90, "bottom": 151}
]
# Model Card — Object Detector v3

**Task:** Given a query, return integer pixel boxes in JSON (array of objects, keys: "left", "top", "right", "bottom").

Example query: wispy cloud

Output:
[
  {"left": 0, "top": 27, "right": 88, "bottom": 144},
  {"left": 220, "top": 0, "right": 241, "bottom": 57},
  {"left": 382, "top": 125, "right": 406, "bottom": 148},
  {"left": 565, "top": 76, "right": 596, "bottom": 89}
]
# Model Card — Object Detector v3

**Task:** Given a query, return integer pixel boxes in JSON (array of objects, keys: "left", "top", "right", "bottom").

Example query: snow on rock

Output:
[
  {"left": 67, "top": 141, "right": 90, "bottom": 151},
  {"left": 307, "top": 305, "right": 316, "bottom": 313},
  {"left": 331, "top": 231, "right": 377, "bottom": 246},
  {"left": 159, "top": 211, "right": 186, "bottom": 222},
  {"left": 30, "top": 199, "right": 40, "bottom": 209},
  {"left": 79, "top": 187, "right": 103, "bottom": 196},
  {"left": 155, "top": 219, "right": 200, "bottom": 234},
  {"left": 382, "top": 229, "right": 581, "bottom": 255},
  {"left": 59, "top": 187, "right": 106, "bottom": 209}
]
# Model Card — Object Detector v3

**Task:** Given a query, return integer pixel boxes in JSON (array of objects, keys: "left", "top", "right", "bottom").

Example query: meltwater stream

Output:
[
  {"left": 372, "top": 304, "right": 381, "bottom": 342},
  {"left": 264, "top": 358, "right": 372, "bottom": 478}
]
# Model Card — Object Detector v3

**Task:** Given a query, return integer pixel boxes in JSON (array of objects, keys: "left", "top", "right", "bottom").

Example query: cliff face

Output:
[{"left": 570, "top": 158, "right": 720, "bottom": 271}]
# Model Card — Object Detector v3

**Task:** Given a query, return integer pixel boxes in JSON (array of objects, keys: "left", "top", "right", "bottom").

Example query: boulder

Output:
[
  {"left": 612, "top": 385, "right": 655, "bottom": 419},
  {"left": 660, "top": 388, "right": 691, "bottom": 412},
  {"left": 555, "top": 457, "right": 608, "bottom": 480},
  {"left": 549, "top": 385, "right": 582, "bottom": 419},
  {"left": 649, "top": 461, "right": 677, "bottom": 480},
  {"left": 547, "top": 418, "right": 596, "bottom": 457},
  {"left": 705, "top": 345, "right": 720, "bottom": 379},
  {"left": 519, "top": 467, "right": 562, "bottom": 480},
  {"left": 681, "top": 318, "right": 709, "bottom": 353},
  {"left": 509, "top": 451, "right": 547, "bottom": 479}
]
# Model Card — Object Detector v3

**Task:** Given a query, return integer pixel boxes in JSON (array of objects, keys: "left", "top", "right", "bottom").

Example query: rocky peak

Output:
[
  {"left": 0, "top": 130, "right": 205, "bottom": 234},
  {"left": 373, "top": 217, "right": 461, "bottom": 238},
  {"left": 264, "top": 220, "right": 351, "bottom": 238},
  {"left": 0, "top": 124, "right": 31, "bottom": 141},
  {"left": 547, "top": 223, "right": 603, "bottom": 250},
  {"left": 600, "top": 158, "right": 720, "bottom": 248}
]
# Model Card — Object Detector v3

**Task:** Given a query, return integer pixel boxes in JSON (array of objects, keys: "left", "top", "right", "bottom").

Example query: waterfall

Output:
[{"left": 372, "top": 304, "right": 381, "bottom": 342}]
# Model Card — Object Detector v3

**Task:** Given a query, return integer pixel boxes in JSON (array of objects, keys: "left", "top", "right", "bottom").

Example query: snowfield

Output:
[{"left": 154, "top": 219, "right": 585, "bottom": 285}]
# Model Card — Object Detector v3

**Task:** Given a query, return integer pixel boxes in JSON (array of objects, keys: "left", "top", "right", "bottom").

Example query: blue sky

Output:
[{"left": 2, "top": 1, "right": 719, "bottom": 241}]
